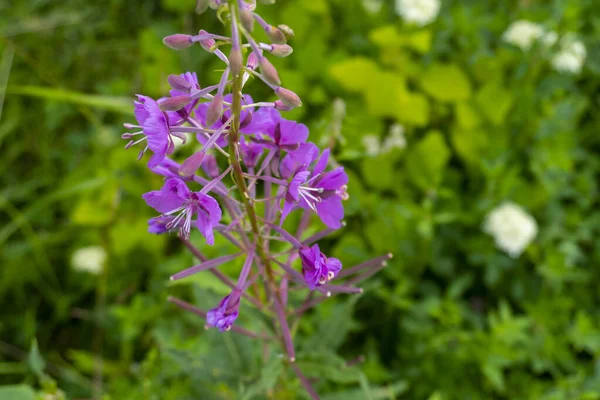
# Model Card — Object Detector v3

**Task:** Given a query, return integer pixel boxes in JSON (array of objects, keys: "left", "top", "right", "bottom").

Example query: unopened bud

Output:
[
  {"left": 259, "top": 57, "right": 281, "bottom": 85},
  {"left": 247, "top": 52, "right": 259, "bottom": 70},
  {"left": 275, "top": 87, "right": 302, "bottom": 108},
  {"left": 265, "top": 26, "right": 287, "bottom": 44},
  {"left": 269, "top": 44, "right": 293, "bottom": 57},
  {"left": 208, "top": 0, "right": 221, "bottom": 9},
  {"left": 179, "top": 151, "right": 206, "bottom": 178},
  {"left": 229, "top": 48, "right": 243, "bottom": 76},
  {"left": 163, "top": 34, "right": 193, "bottom": 50},
  {"left": 168, "top": 75, "right": 192, "bottom": 93},
  {"left": 278, "top": 24, "right": 295, "bottom": 38},
  {"left": 274, "top": 100, "right": 293, "bottom": 111},
  {"left": 205, "top": 94, "right": 224, "bottom": 127},
  {"left": 158, "top": 95, "right": 192, "bottom": 112},
  {"left": 196, "top": 0, "right": 209, "bottom": 13},
  {"left": 198, "top": 30, "right": 216, "bottom": 52},
  {"left": 240, "top": 9, "right": 255, "bottom": 32},
  {"left": 202, "top": 154, "right": 220, "bottom": 178}
]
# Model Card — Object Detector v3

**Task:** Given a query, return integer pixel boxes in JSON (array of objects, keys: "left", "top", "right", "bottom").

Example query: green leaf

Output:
[
  {"left": 455, "top": 102, "right": 482, "bottom": 129},
  {"left": 7, "top": 86, "right": 132, "bottom": 115},
  {"left": 365, "top": 73, "right": 406, "bottom": 117},
  {"left": 240, "top": 357, "right": 283, "bottom": 400},
  {"left": 329, "top": 58, "right": 380, "bottom": 93},
  {"left": 369, "top": 25, "right": 404, "bottom": 49},
  {"left": 28, "top": 339, "right": 45, "bottom": 378},
  {"left": 475, "top": 82, "right": 513, "bottom": 125},
  {"left": 450, "top": 128, "right": 488, "bottom": 169},
  {"left": 0, "top": 385, "right": 35, "bottom": 400},
  {"left": 405, "top": 131, "right": 451, "bottom": 189},
  {"left": 396, "top": 90, "right": 430, "bottom": 126},
  {"left": 420, "top": 64, "right": 472, "bottom": 102}
]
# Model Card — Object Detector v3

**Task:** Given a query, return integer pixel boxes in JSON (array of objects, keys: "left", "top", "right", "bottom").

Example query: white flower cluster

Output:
[
  {"left": 71, "top": 246, "right": 107, "bottom": 274},
  {"left": 395, "top": 0, "right": 441, "bottom": 26},
  {"left": 502, "top": 20, "right": 586, "bottom": 74},
  {"left": 484, "top": 202, "right": 538, "bottom": 258},
  {"left": 551, "top": 35, "right": 587, "bottom": 75},
  {"left": 362, "top": 124, "right": 407, "bottom": 157},
  {"left": 363, "top": 0, "right": 384, "bottom": 14}
]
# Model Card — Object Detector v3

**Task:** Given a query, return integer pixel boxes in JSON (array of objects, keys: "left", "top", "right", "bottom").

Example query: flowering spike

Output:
[{"left": 163, "top": 34, "right": 194, "bottom": 50}]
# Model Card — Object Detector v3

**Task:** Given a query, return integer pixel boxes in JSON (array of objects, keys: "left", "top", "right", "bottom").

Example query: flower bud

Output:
[
  {"left": 198, "top": 30, "right": 216, "bottom": 52},
  {"left": 179, "top": 151, "right": 206, "bottom": 178},
  {"left": 278, "top": 24, "right": 295, "bottom": 38},
  {"left": 209, "top": 0, "right": 221, "bottom": 9},
  {"left": 168, "top": 75, "right": 193, "bottom": 93},
  {"left": 275, "top": 87, "right": 302, "bottom": 108},
  {"left": 274, "top": 100, "right": 293, "bottom": 111},
  {"left": 240, "top": 9, "right": 255, "bottom": 32},
  {"left": 229, "top": 48, "right": 243, "bottom": 77},
  {"left": 202, "top": 154, "right": 220, "bottom": 178},
  {"left": 269, "top": 44, "right": 293, "bottom": 57},
  {"left": 259, "top": 57, "right": 281, "bottom": 85},
  {"left": 247, "top": 52, "right": 259, "bottom": 70},
  {"left": 206, "top": 94, "right": 224, "bottom": 127},
  {"left": 163, "top": 34, "right": 193, "bottom": 50},
  {"left": 265, "top": 26, "right": 287, "bottom": 44},
  {"left": 158, "top": 95, "right": 192, "bottom": 111},
  {"left": 196, "top": 0, "right": 209, "bottom": 13}
]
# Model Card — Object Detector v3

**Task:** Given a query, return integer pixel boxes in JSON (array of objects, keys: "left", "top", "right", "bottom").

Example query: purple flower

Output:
[
  {"left": 251, "top": 111, "right": 308, "bottom": 152},
  {"left": 195, "top": 95, "right": 277, "bottom": 147},
  {"left": 142, "top": 177, "right": 222, "bottom": 244},
  {"left": 280, "top": 146, "right": 348, "bottom": 229},
  {"left": 125, "top": 95, "right": 178, "bottom": 167},
  {"left": 240, "top": 136, "right": 264, "bottom": 168},
  {"left": 299, "top": 244, "right": 342, "bottom": 290},
  {"left": 206, "top": 292, "right": 241, "bottom": 331},
  {"left": 169, "top": 72, "right": 200, "bottom": 118}
]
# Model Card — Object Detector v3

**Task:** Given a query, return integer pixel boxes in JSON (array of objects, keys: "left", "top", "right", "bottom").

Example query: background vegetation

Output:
[{"left": 2, "top": 0, "right": 600, "bottom": 398}]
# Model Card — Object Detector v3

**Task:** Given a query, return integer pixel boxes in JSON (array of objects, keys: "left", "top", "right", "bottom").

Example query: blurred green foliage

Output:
[{"left": 2, "top": 0, "right": 600, "bottom": 399}]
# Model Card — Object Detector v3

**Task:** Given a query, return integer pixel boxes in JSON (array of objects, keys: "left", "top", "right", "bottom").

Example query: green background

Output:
[{"left": 2, "top": 0, "right": 600, "bottom": 398}]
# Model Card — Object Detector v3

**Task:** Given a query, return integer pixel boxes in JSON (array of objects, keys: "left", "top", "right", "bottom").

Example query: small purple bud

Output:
[
  {"left": 275, "top": 87, "right": 302, "bottom": 108},
  {"left": 168, "top": 74, "right": 193, "bottom": 92},
  {"left": 278, "top": 24, "right": 295, "bottom": 38},
  {"left": 196, "top": 0, "right": 209, "bottom": 13},
  {"left": 229, "top": 48, "right": 243, "bottom": 77},
  {"left": 206, "top": 94, "right": 224, "bottom": 127},
  {"left": 163, "top": 34, "right": 193, "bottom": 50},
  {"left": 247, "top": 52, "right": 259, "bottom": 70},
  {"left": 265, "top": 25, "right": 287, "bottom": 45},
  {"left": 158, "top": 95, "right": 192, "bottom": 112},
  {"left": 269, "top": 44, "right": 293, "bottom": 58},
  {"left": 240, "top": 9, "right": 255, "bottom": 32},
  {"left": 259, "top": 57, "right": 281, "bottom": 85},
  {"left": 202, "top": 154, "right": 220, "bottom": 178},
  {"left": 179, "top": 151, "right": 206, "bottom": 178},
  {"left": 274, "top": 100, "right": 293, "bottom": 111},
  {"left": 198, "top": 30, "right": 216, "bottom": 52}
]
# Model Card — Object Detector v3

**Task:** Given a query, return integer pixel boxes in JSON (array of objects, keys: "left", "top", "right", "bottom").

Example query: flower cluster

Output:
[
  {"left": 484, "top": 202, "right": 538, "bottom": 258},
  {"left": 123, "top": 0, "right": 390, "bottom": 397},
  {"left": 395, "top": 0, "right": 441, "bottom": 26},
  {"left": 502, "top": 21, "right": 587, "bottom": 74}
]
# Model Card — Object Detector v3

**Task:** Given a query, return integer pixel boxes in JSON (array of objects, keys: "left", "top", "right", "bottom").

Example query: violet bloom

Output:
[
  {"left": 142, "top": 177, "right": 222, "bottom": 244},
  {"left": 206, "top": 292, "right": 241, "bottom": 332},
  {"left": 251, "top": 110, "right": 308, "bottom": 152},
  {"left": 196, "top": 94, "right": 276, "bottom": 147},
  {"left": 280, "top": 146, "right": 348, "bottom": 229},
  {"left": 169, "top": 72, "right": 201, "bottom": 118},
  {"left": 124, "top": 95, "right": 179, "bottom": 167},
  {"left": 299, "top": 244, "right": 342, "bottom": 290}
]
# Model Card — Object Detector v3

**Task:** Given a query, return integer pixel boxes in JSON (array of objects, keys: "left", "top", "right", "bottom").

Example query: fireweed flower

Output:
[
  {"left": 143, "top": 177, "right": 222, "bottom": 244},
  {"left": 124, "top": 2, "right": 391, "bottom": 398}
]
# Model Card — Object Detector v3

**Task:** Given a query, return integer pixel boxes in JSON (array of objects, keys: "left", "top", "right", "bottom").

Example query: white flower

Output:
[
  {"left": 362, "top": 134, "right": 381, "bottom": 157},
  {"left": 395, "top": 0, "right": 441, "bottom": 26},
  {"left": 502, "top": 20, "right": 545, "bottom": 50},
  {"left": 484, "top": 203, "right": 538, "bottom": 258},
  {"left": 381, "top": 124, "right": 406, "bottom": 153},
  {"left": 71, "top": 246, "right": 107, "bottom": 274},
  {"left": 540, "top": 31, "right": 558, "bottom": 48},
  {"left": 551, "top": 35, "right": 586, "bottom": 74},
  {"left": 363, "top": 0, "right": 384, "bottom": 14}
]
